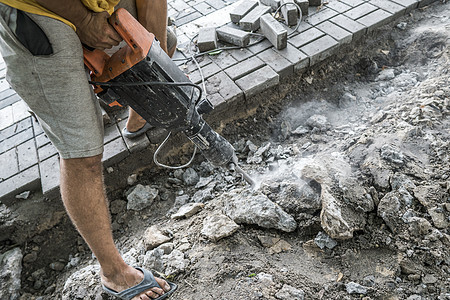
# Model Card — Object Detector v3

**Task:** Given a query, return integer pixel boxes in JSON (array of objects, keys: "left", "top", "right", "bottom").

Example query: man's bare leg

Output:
[{"left": 60, "top": 154, "right": 170, "bottom": 299}]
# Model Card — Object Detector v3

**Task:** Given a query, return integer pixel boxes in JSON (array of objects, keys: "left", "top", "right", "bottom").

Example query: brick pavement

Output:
[{"left": 0, "top": 0, "right": 439, "bottom": 202}]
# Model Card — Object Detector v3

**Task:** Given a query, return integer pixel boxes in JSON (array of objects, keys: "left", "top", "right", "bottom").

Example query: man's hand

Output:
[
  {"left": 76, "top": 11, "right": 122, "bottom": 50},
  {"left": 35, "top": 0, "right": 122, "bottom": 50}
]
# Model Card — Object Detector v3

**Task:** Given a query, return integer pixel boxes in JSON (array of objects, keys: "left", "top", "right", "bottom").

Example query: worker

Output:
[{"left": 0, "top": 0, "right": 177, "bottom": 299}]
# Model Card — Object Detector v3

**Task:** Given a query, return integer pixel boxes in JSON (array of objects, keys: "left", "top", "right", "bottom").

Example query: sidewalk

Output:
[{"left": 0, "top": 0, "right": 438, "bottom": 202}]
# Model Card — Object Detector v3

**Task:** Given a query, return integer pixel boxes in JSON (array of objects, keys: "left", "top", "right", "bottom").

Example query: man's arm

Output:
[
  {"left": 136, "top": 0, "right": 168, "bottom": 53},
  {"left": 35, "top": 0, "right": 122, "bottom": 50}
]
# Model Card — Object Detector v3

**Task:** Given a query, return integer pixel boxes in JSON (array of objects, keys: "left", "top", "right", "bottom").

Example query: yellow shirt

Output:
[{"left": 0, "top": 0, "right": 120, "bottom": 31}]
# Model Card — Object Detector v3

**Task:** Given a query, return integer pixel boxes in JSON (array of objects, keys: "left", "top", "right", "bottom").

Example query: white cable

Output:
[{"left": 153, "top": 131, "right": 198, "bottom": 169}]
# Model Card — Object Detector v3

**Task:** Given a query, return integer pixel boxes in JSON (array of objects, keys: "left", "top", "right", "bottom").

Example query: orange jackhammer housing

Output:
[{"left": 82, "top": 8, "right": 155, "bottom": 100}]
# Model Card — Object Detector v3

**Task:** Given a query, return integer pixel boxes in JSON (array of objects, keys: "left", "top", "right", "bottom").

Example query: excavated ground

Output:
[{"left": 3, "top": 2, "right": 449, "bottom": 299}]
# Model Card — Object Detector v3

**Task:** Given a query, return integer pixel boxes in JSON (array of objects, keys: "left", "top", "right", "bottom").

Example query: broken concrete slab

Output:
[
  {"left": 216, "top": 26, "right": 251, "bottom": 47},
  {"left": 260, "top": 14, "right": 288, "bottom": 50},
  {"left": 230, "top": 0, "right": 259, "bottom": 23},
  {"left": 197, "top": 27, "right": 218, "bottom": 52}
]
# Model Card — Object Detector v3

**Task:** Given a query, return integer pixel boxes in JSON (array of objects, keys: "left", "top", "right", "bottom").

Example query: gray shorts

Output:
[{"left": 0, "top": 0, "right": 176, "bottom": 159}]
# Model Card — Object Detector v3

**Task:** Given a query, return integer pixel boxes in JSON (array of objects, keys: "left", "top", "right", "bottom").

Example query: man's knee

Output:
[{"left": 61, "top": 154, "right": 103, "bottom": 173}]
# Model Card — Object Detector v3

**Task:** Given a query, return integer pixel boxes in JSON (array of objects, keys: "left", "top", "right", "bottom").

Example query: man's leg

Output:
[
  {"left": 0, "top": 8, "right": 171, "bottom": 299},
  {"left": 60, "top": 155, "right": 169, "bottom": 299}
]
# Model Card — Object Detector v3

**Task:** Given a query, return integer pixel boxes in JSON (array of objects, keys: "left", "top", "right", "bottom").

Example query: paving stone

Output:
[
  {"left": 205, "top": 72, "right": 244, "bottom": 103},
  {"left": 0, "top": 117, "right": 32, "bottom": 143},
  {"left": 257, "top": 48, "right": 293, "bottom": 78},
  {"left": 35, "top": 133, "right": 50, "bottom": 148},
  {"left": 344, "top": 3, "right": 378, "bottom": 19},
  {"left": 0, "top": 148, "right": 18, "bottom": 180},
  {"left": 356, "top": 9, "right": 394, "bottom": 32},
  {"left": 325, "top": 1, "right": 352, "bottom": 13},
  {"left": 0, "top": 105, "right": 13, "bottom": 131},
  {"left": 418, "top": 0, "right": 436, "bottom": 7},
  {"left": 182, "top": 55, "right": 213, "bottom": 73},
  {"left": 194, "top": 2, "right": 214, "bottom": 15},
  {"left": 289, "top": 27, "right": 324, "bottom": 48},
  {"left": 294, "top": 0, "right": 309, "bottom": 16},
  {"left": 17, "top": 139, "right": 38, "bottom": 171},
  {"left": 210, "top": 51, "right": 238, "bottom": 69},
  {"left": 11, "top": 100, "right": 30, "bottom": 123},
  {"left": 289, "top": 21, "right": 312, "bottom": 35},
  {"left": 308, "top": 0, "right": 322, "bottom": 6},
  {"left": 329, "top": 14, "right": 367, "bottom": 41},
  {"left": 235, "top": 65, "right": 279, "bottom": 98},
  {"left": 306, "top": 8, "right": 339, "bottom": 25},
  {"left": 216, "top": 26, "right": 251, "bottom": 47},
  {"left": 206, "top": 0, "right": 227, "bottom": 10},
  {"left": 370, "top": 0, "right": 406, "bottom": 17},
  {"left": 146, "top": 128, "right": 170, "bottom": 144},
  {"left": 32, "top": 117, "right": 44, "bottom": 135},
  {"left": 248, "top": 39, "right": 273, "bottom": 55},
  {"left": 230, "top": 0, "right": 259, "bottom": 23},
  {"left": 274, "top": 43, "right": 310, "bottom": 72},
  {"left": 179, "top": 3, "right": 238, "bottom": 37},
  {"left": 188, "top": 61, "right": 221, "bottom": 84},
  {"left": 172, "top": 0, "right": 191, "bottom": 11},
  {"left": 103, "top": 137, "right": 129, "bottom": 167},
  {"left": 0, "top": 165, "right": 40, "bottom": 201},
  {"left": 390, "top": 0, "right": 418, "bottom": 12},
  {"left": 206, "top": 92, "right": 226, "bottom": 108},
  {"left": 0, "top": 93, "right": 21, "bottom": 110},
  {"left": 224, "top": 56, "right": 266, "bottom": 80},
  {"left": 197, "top": 27, "right": 218, "bottom": 52},
  {"left": 38, "top": 143, "right": 58, "bottom": 162},
  {"left": 118, "top": 119, "right": 151, "bottom": 153},
  {"left": 39, "top": 155, "right": 60, "bottom": 197},
  {"left": 228, "top": 48, "right": 254, "bottom": 61},
  {"left": 316, "top": 20, "right": 353, "bottom": 44},
  {"left": 175, "top": 11, "right": 202, "bottom": 26},
  {"left": 261, "top": 0, "right": 281, "bottom": 9},
  {"left": 281, "top": 0, "right": 299, "bottom": 26},
  {"left": 239, "top": 5, "right": 272, "bottom": 31},
  {"left": 104, "top": 123, "right": 121, "bottom": 143},
  {"left": 0, "top": 127, "right": 34, "bottom": 154},
  {"left": 300, "top": 34, "right": 339, "bottom": 65},
  {"left": 260, "top": 14, "right": 288, "bottom": 50},
  {"left": 339, "top": 0, "right": 365, "bottom": 7}
]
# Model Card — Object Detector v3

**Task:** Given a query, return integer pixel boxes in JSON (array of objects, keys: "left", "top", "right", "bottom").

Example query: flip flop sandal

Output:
[
  {"left": 122, "top": 122, "right": 153, "bottom": 139},
  {"left": 102, "top": 267, "right": 178, "bottom": 300}
]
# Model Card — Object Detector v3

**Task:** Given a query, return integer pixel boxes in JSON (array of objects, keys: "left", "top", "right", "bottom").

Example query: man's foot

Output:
[{"left": 101, "top": 265, "right": 172, "bottom": 300}]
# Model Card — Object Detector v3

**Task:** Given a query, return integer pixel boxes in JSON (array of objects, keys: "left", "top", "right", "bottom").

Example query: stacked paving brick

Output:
[{"left": 0, "top": 0, "right": 440, "bottom": 202}]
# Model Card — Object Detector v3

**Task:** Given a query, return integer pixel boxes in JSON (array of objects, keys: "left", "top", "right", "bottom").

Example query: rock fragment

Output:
[
  {"left": 201, "top": 213, "right": 240, "bottom": 242},
  {"left": 163, "top": 249, "right": 189, "bottom": 276},
  {"left": 183, "top": 168, "right": 200, "bottom": 186},
  {"left": 126, "top": 184, "right": 158, "bottom": 211},
  {"left": 224, "top": 190, "right": 297, "bottom": 232},
  {"left": 0, "top": 248, "right": 22, "bottom": 300},
  {"left": 275, "top": 284, "right": 305, "bottom": 300},
  {"left": 345, "top": 282, "right": 368, "bottom": 294},
  {"left": 320, "top": 188, "right": 354, "bottom": 239},
  {"left": 143, "top": 226, "right": 172, "bottom": 250},
  {"left": 62, "top": 265, "right": 102, "bottom": 300},
  {"left": 171, "top": 203, "right": 204, "bottom": 220},
  {"left": 314, "top": 231, "right": 338, "bottom": 249}
]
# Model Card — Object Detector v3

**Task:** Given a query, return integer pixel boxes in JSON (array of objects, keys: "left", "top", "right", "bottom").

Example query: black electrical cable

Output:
[{"left": 89, "top": 80, "right": 203, "bottom": 109}]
